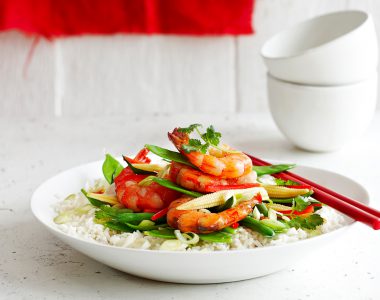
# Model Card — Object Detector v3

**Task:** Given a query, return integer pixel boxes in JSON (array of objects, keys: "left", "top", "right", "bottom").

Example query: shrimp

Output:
[
  {"left": 167, "top": 196, "right": 257, "bottom": 234},
  {"left": 168, "top": 128, "right": 252, "bottom": 178},
  {"left": 169, "top": 162, "right": 257, "bottom": 193},
  {"left": 114, "top": 149, "right": 180, "bottom": 213}
]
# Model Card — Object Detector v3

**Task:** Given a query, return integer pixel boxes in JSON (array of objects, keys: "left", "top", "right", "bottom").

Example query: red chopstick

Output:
[{"left": 246, "top": 154, "right": 380, "bottom": 230}]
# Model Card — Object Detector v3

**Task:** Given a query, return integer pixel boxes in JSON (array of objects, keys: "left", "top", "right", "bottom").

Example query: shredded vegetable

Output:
[{"left": 174, "top": 230, "right": 200, "bottom": 245}]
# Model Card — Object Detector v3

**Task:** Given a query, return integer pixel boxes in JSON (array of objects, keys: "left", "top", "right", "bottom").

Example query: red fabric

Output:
[{"left": 0, "top": 0, "right": 254, "bottom": 38}]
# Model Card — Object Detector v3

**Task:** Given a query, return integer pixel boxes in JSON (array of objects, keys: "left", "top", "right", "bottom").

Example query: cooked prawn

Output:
[
  {"left": 114, "top": 149, "right": 180, "bottom": 213},
  {"left": 168, "top": 128, "right": 252, "bottom": 178},
  {"left": 169, "top": 162, "right": 257, "bottom": 193},
  {"left": 167, "top": 196, "right": 258, "bottom": 234}
]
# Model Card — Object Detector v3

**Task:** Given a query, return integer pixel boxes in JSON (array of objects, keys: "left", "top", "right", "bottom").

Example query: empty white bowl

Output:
[
  {"left": 261, "top": 11, "right": 378, "bottom": 85},
  {"left": 267, "top": 73, "right": 378, "bottom": 152}
]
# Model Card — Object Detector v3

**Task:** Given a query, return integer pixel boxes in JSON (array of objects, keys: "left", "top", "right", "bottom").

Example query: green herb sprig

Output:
[
  {"left": 178, "top": 124, "right": 223, "bottom": 154},
  {"left": 287, "top": 214, "right": 324, "bottom": 230}
]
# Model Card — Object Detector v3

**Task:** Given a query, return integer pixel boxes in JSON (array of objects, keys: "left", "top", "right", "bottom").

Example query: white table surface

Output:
[{"left": 1, "top": 113, "right": 379, "bottom": 300}]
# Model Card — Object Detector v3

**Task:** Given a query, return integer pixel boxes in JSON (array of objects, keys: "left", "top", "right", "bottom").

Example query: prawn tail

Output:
[{"left": 168, "top": 128, "right": 189, "bottom": 152}]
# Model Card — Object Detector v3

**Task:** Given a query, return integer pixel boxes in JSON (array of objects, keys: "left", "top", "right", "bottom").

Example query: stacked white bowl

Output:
[{"left": 261, "top": 11, "right": 378, "bottom": 152}]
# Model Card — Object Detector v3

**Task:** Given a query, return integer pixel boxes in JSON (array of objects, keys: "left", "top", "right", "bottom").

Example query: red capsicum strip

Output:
[
  {"left": 151, "top": 207, "right": 169, "bottom": 221},
  {"left": 285, "top": 184, "right": 313, "bottom": 190},
  {"left": 124, "top": 148, "right": 152, "bottom": 164},
  {"left": 134, "top": 148, "right": 151, "bottom": 163},
  {"left": 279, "top": 204, "right": 321, "bottom": 216},
  {"left": 204, "top": 183, "right": 260, "bottom": 193},
  {"left": 255, "top": 192, "right": 263, "bottom": 203}
]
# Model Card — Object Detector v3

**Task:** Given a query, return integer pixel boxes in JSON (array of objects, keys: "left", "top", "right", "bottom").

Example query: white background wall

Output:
[{"left": 0, "top": 0, "right": 379, "bottom": 118}]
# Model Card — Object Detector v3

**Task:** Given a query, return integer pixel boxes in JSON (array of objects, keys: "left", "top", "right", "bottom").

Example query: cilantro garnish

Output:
[
  {"left": 178, "top": 124, "right": 223, "bottom": 154},
  {"left": 287, "top": 214, "right": 324, "bottom": 230},
  {"left": 201, "top": 125, "right": 221, "bottom": 148},
  {"left": 177, "top": 124, "right": 202, "bottom": 134},
  {"left": 293, "top": 195, "right": 310, "bottom": 212},
  {"left": 182, "top": 139, "right": 209, "bottom": 154}
]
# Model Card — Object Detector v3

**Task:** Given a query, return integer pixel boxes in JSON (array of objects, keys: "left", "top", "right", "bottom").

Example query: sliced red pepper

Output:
[
  {"left": 93, "top": 188, "right": 105, "bottom": 194},
  {"left": 124, "top": 148, "right": 152, "bottom": 164},
  {"left": 151, "top": 207, "right": 169, "bottom": 221},
  {"left": 134, "top": 148, "right": 151, "bottom": 163},
  {"left": 204, "top": 183, "right": 260, "bottom": 193},
  {"left": 279, "top": 205, "right": 314, "bottom": 216},
  {"left": 311, "top": 203, "right": 322, "bottom": 211},
  {"left": 285, "top": 184, "right": 313, "bottom": 190},
  {"left": 231, "top": 222, "right": 239, "bottom": 229},
  {"left": 255, "top": 192, "right": 263, "bottom": 203}
]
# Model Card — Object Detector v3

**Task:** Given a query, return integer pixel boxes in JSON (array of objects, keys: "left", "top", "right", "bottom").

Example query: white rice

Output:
[{"left": 54, "top": 179, "right": 349, "bottom": 251}]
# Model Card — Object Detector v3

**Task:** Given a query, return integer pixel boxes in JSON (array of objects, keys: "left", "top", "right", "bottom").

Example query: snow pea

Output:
[
  {"left": 260, "top": 219, "right": 288, "bottom": 232},
  {"left": 145, "top": 144, "right": 195, "bottom": 167},
  {"left": 102, "top": 154, "right": 124, "bottom": 184},
  {"left": 199, "top": 232, "right": 232, "bottom": 244},
  {"left": 240, "top": 216, "right": 275, "bottom": 237},
  {"left": 222, "top": 226, "right": 237, "bottom": 234},
  {"left": 116, "top": 212, "right": 154, "bottom": 225},
  {"left": 104, "top": 221, "right": 134, "bottom": 232},
  {"left": 127, "top": 220, "right": 166, "bottom": 231},
  {"left": 253, "top": 164, "right": 295, "bottom": 176},
  {"left": 256, "top": 203, "right": 269, "bottom": 217},
  {"left": 145, "top": 228, "right": 177, "bottom": 239},
  {"left": 150, "top": 177, "right": 203, "bottom": 198},
  {"left": 145, "top": 228, "right": 233, "bottom": 243}
]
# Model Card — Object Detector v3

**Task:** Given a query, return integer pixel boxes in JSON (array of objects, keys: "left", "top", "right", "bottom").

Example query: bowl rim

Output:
[
  {"left": 261, "top": 10, "right": 371, "bottom": 60},
  {"left": 267, "top": 71, "right": 378, "bottom": 89},
  {"left": 30, "top": 158, "right": 369, "bottom": 255}
]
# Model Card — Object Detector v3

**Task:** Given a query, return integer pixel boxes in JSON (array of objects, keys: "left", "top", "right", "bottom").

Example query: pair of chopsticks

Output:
[{"left": 247, "top": 154, "right": 380, "bottom": 230}]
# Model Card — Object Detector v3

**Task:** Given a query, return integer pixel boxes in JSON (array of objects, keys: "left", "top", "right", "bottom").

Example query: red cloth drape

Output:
[{"left": 0, "top": 0, "right": 254, "bottom": 38}]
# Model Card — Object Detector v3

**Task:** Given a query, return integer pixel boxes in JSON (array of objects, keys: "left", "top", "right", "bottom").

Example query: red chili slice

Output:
[
  {"left": 231, "top": 222, "right": 239, "bottom": 229},
  {"left": 151, "top": 207, "right": 169, "bottom": 221}
]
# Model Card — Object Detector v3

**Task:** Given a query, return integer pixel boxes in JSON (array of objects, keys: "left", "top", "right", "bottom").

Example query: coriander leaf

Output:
[
  {"left": 182, "top": 139, "right": 208, "bottom": 154},
  {"left": 102, "top": 154, "right": 124, "bottom": 184},
  {"left": 293, "top": 196, "right": 310, "bottom": 212},
  {"left": 287, "top": 214, "right": 324, "bottom": 230},
  {"left": 188, "top": 139, "right": 202, "bottom": 147},
  {"left": 200, "top": 143, "right": 209, "bottom": 154},
  {"left": 178, "top": 124, "right": 223, "bottom": 154},
  {"left": 182, "top": 145, "right": 198, "bottom": 153},
  {"left": 177, "top": 124, "right": 202, "bottom": 134},
  {"left": 201, "top": 125, "right": 221, "bottom": 147}
]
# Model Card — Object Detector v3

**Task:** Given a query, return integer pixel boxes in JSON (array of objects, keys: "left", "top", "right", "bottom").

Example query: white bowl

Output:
[
  {"left": 267, "top": 73, "right": 378, "bottom": 152},
  {"left": 31, "top": 159, "right": 369, "bottom": 283},
  {"left": 261, "top": 11, "right": 378, "bottom": 85}
]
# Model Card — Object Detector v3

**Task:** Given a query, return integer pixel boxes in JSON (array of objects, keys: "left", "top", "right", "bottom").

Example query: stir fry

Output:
[{"left": 64, "top": 124, "right": 325, "bottom": 249}]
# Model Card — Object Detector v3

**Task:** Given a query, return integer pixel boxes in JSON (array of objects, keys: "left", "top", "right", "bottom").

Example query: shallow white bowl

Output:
[
  {"left": 31, "top": 159, "right": 369, "bottom": 283},
  {"left": 261, "top": 11, "right": 378, "bottom": 85},
  {"left": 268, "top": 73, "right": 377, "bottom": 152}
]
